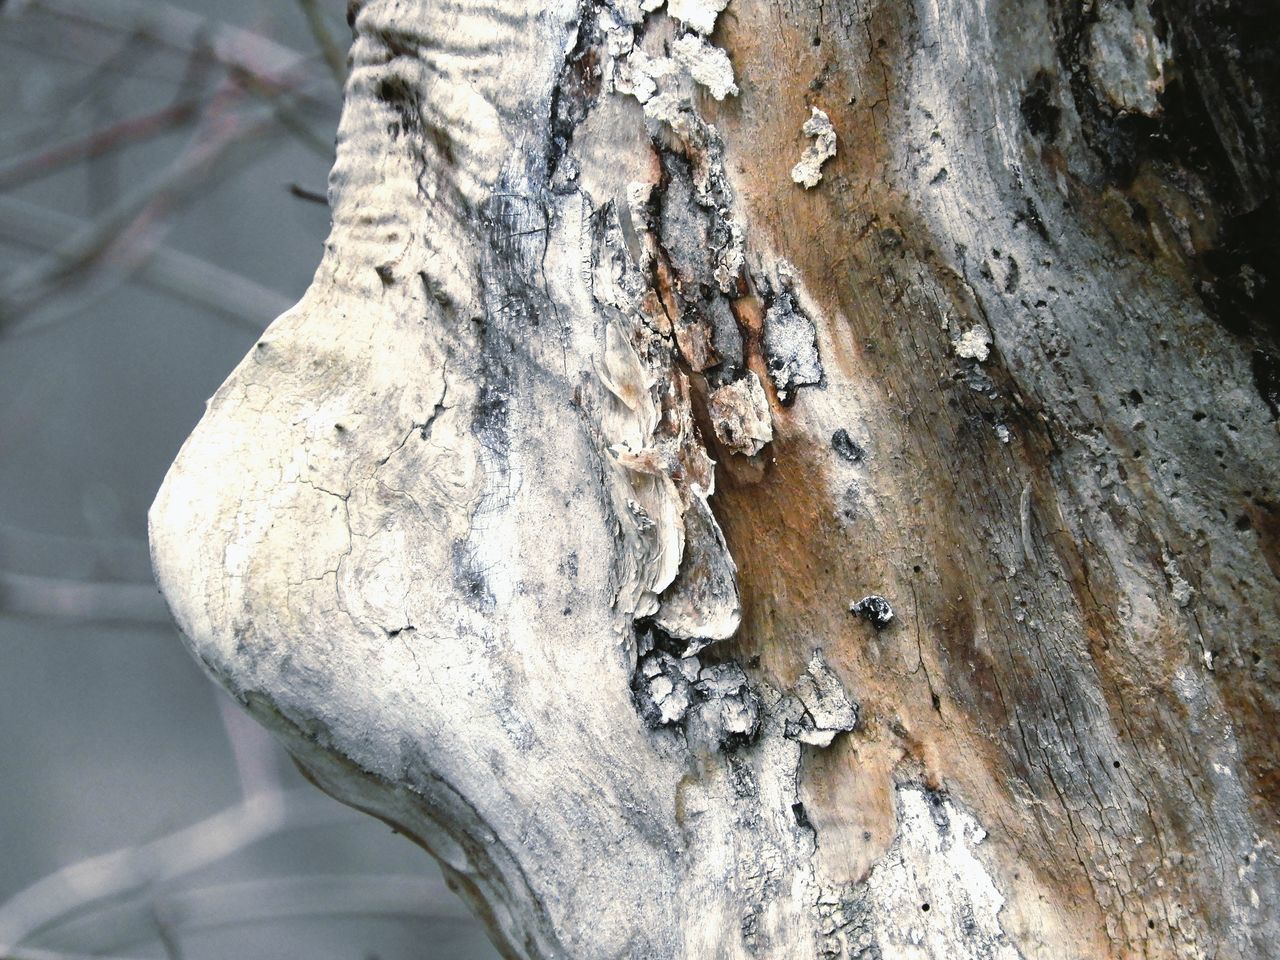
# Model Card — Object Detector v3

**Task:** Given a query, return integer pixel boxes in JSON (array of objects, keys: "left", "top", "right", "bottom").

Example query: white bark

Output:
[{"left": 151, "top": 1, "right": 1280, "bottom": 957}]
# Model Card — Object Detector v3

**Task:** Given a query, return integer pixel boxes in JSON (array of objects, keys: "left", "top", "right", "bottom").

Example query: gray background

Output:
[{"left": 0, "top": 1, "right": 498, "bottom": 956}]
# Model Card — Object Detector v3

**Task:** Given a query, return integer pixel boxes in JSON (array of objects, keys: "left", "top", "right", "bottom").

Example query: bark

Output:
[{"left": 148, "top": 0, "right": 1280, "bottom": 957}]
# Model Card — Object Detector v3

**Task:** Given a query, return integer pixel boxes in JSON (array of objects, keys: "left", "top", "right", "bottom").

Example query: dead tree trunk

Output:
[{"left": 149, "top": 0, "right": 1280, "bottom": 956}]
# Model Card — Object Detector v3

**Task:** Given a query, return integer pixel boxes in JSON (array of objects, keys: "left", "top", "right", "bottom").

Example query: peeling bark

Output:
[{"left": 150, "top": 0, "right": 1280, "bottom": 956}]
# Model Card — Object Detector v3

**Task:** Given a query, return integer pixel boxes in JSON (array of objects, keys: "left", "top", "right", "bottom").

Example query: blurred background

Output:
[{"left": 0, "top": 0, "right": 498, "bottom": 956}]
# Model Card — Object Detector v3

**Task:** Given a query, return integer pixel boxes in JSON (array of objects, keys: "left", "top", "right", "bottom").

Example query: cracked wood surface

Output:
[{"left": 150, "top": 0, "right": 1280, "bottom": 957}]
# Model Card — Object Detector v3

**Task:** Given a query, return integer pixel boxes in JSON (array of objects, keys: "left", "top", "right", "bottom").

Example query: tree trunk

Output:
[{"left": 148, "top": 0, "right": 1280, "bottom": 956}]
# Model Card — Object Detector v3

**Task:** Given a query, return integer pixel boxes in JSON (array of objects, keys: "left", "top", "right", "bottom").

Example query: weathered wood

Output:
[{"left": 150, "top": 0, "right": 1280, "bottom": 956}]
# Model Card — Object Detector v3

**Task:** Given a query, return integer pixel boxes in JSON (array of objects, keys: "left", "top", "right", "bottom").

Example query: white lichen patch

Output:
[
  {"left": 713, "top": 217, "right": 745, "bottom": 292},
  {"left": 666, "top": 0, "right": 729, "bottom": 35},
  {"left": 862, "top": 786, "right": 1021, "bottom": 959},
  {"left": 671, "top": 33, "right": 738, "bottom": 100},
  {"left": 786, "top": 651, "right": 858, "bottom": 748},
  {"left": 604, "top": 0, "right": 648, "bottom": 26},
  {"left": 598, "top": 320, "right": 687, "bottom": 618},
  {"left": 612, "top": 30, "right": 736, "bottom": 110},
  {"left": 635, "top": 649, "right": 699, "bottom": 725},
  {"left": 953, "top": 325, "right": 992, "bottom": 362},
  {"left": 1088, "top": 0, "right": 1168, "bottom": 116},
  {"left": 601, "top": 0, "right": 742, "bottom": 229},
  {"left": 653, "top": 493, "right": 742, "bottom": 642},
  {"left": 611, "top": 46, "right": 678, "bottom": 104},
  {"left": 790, "top": 107, "right": 837, "bottom": 189},
  {"left": 687, "top": 660, "right": 761, "bottom": 748},
  {"left": 762, "top": 289, "right": 823, "bottom": 402},
  {"left": 1162, "top": 548, "right": 1195, "bottom": 608},
  {"left": 707, "top": 372, "right": 772, "bottom": 456},
  {"left": 639, "top": 88, "right": 685, "bottom": 124},
  {"left": 603, "top": 23, "right": 634, "bottom": 59}
]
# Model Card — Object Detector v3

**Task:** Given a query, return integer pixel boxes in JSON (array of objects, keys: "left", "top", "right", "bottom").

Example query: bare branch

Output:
[
  {"left": 0, "top": 94, "right": 286, "bottom": 336},
  {"left": 0, "top": 571, "right": 170, "bottom": 624},
  {"left": 0, "top": 198, "right": 291, "bottom": 331},
  {"left": 294, "top": 0, "right": 347, "bottom": 90},
  {"left": 287, "top": 182, "right": 328, "bottom": 205},
  {"left": 5, "top": 0, "right": 326, "bottom": 99},
  {"left": 153, "top": 875, "right": 478, "bottom": 929},
  {"left": 1, "top": 947, "right": 153, "bottom": 960},
  {"left": 216, "top": 697, "right": 284, "bottom": 802},
  {"left": 0, "top": 100, "right": 205, "bottom": 192},
  {"left": 0, "top": 790, "right": 350, "bottom": 948}
]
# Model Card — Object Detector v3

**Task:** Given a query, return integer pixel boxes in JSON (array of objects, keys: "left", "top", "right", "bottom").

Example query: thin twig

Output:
[
  {"left": 295, "top": 0, "right": 347, "bottom": 89},
  {"left": 7, "top": 0, "right": 327, "bottom": 101},
  {"left": 230, "top": 65, "right": 335, "bottom": 157},
  {"left": 156, "top": 875, "right": 475, "bottom": 929},
  {"left": 288, "top": 182, "right": 328, "bottom": 205},
  {"left": 0, "top": 197, "right": 292, "bottom": 331},
  {"left": 0, "top": 522, "right": 151, "bottom": 582},
  {"left": 0, "top": 571, "right": 171, "bottom": 624},
  {"left": 148, "top": 908, "right": 184, "bottom": 960},
  {"left": 0, "top": 0, "right": 335, "bottom": 334},
  {"left": 0, "top": 100, "right": 205, "bottom": 192},
  {"left": 32, "top": 877, "right": 477, "bottom": 956},
  {"left": 0, "top": 87, "right": 287, "bottom": 336},
  {"left": 217, "top": 697, "right": 284, "bottom": 801},
  {"left": 0, "top": 789, "right": 349, "bottom": 948},
  {"left": 0, "top": 947, "right": 153, "bottom": 960},
  {"left": 0, "top": 28, "right": 158, "bottom": 156}
]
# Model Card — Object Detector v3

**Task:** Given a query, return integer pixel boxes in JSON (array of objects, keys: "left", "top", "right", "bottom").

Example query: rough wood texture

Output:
[{"left": 150, "top": 0, "right": 1280, "bottom": 956}]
